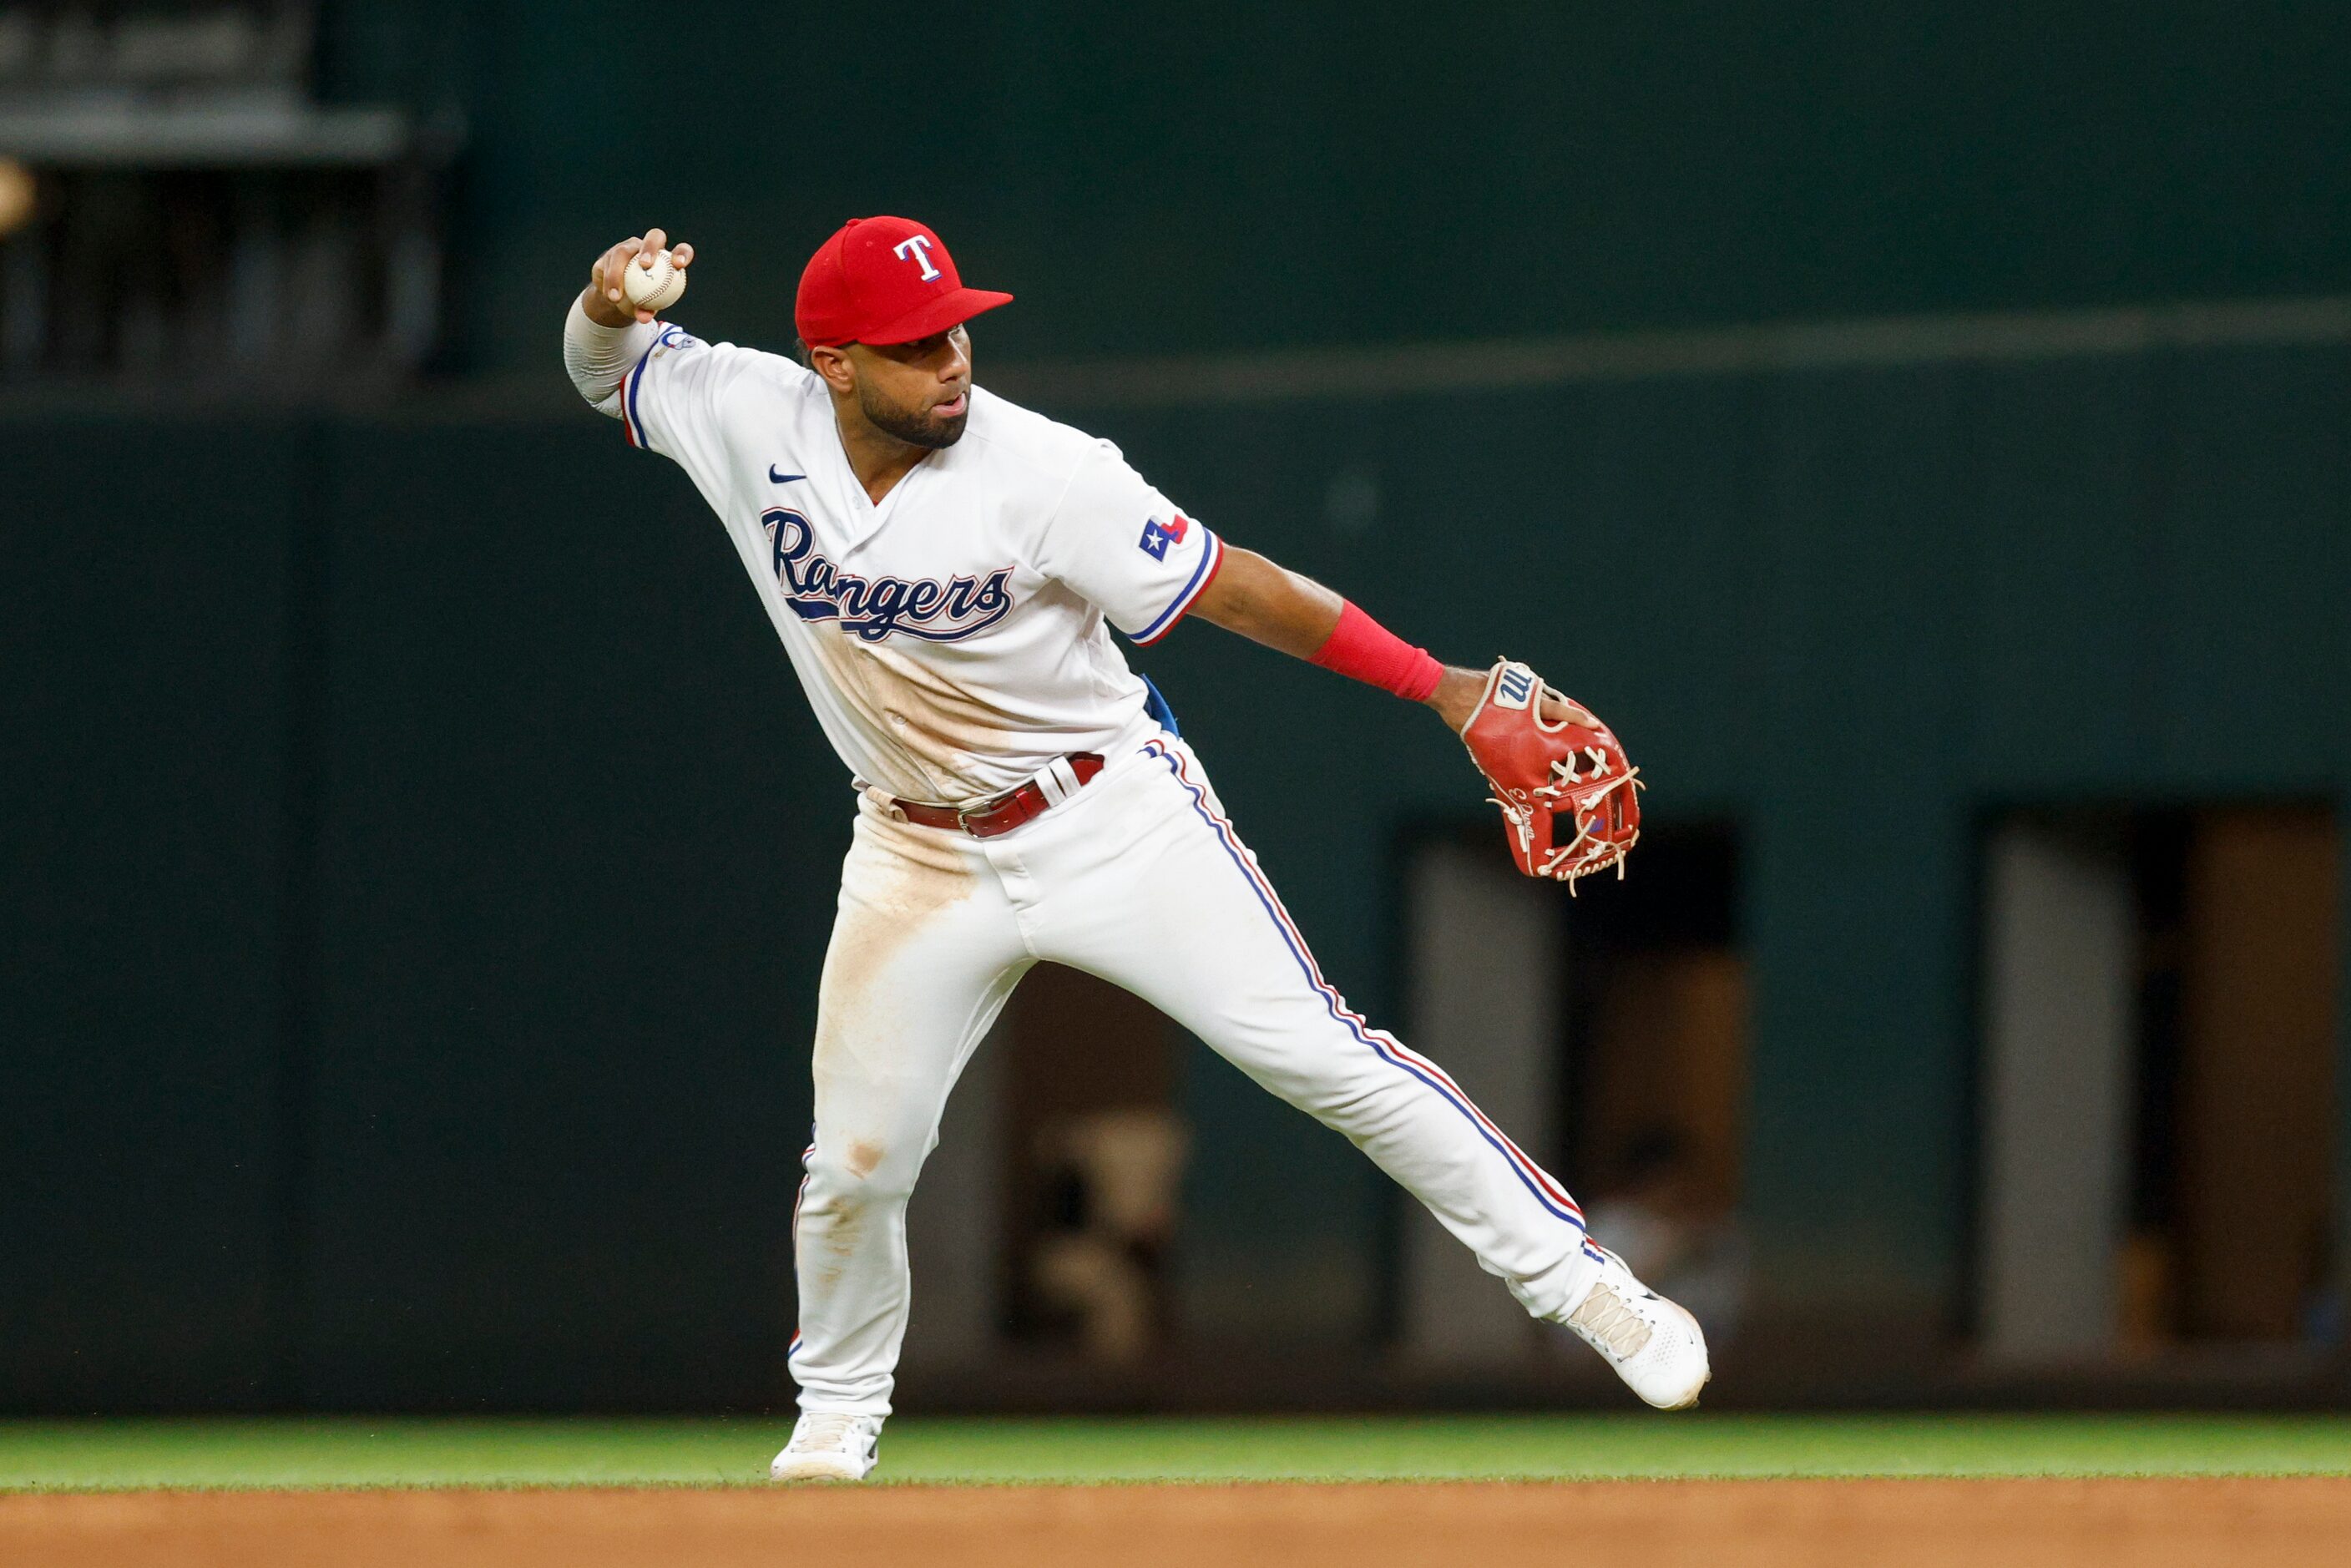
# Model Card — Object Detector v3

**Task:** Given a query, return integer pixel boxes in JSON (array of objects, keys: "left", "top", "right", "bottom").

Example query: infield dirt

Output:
[{"left": 6, "top": 1476, "right": 2351, "bottom": 1566}]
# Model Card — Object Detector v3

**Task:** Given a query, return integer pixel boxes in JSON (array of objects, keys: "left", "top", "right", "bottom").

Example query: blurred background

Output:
[{"left": 3, "top": 1, "right": 2346, "bottom": 1416}]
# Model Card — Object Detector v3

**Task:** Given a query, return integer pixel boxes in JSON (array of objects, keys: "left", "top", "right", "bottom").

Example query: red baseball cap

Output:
[{"left": 794, "top": 216, "right": 1013, "bottom": 347}]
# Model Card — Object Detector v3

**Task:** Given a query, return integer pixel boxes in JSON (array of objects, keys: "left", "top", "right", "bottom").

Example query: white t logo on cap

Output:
[{"left": 892, "top": 235, "right": 942, "bottom": 281}]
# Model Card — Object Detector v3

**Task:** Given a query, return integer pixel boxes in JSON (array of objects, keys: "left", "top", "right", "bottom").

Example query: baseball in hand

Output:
[{"left": 624, "top": 249, "right": 687, "bottom": 312}]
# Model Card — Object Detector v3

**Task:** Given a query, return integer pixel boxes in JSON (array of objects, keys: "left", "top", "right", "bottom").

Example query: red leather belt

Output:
[{"left": 892, "top": 753, "right": 1105, "bottom": 838}]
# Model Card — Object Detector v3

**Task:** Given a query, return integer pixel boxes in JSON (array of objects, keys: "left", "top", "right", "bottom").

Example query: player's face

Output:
[{"left": 848, "top": 326, "right": 973, "bottom": 449}]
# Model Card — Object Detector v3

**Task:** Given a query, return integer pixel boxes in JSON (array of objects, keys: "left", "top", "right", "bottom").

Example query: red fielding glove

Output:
[{"left": 1459, "top": 659, "right": 1642, "bottom": 888}]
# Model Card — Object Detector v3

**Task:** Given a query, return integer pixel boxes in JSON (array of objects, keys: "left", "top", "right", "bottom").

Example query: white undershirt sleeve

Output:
[{"left": 562, "top": 296, "right": 658, "bottom": 417}]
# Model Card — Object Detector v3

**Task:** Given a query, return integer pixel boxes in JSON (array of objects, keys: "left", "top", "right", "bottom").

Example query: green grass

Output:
[{"left": 4, "top": 1414, "right": 2351, "bottom": 1490}]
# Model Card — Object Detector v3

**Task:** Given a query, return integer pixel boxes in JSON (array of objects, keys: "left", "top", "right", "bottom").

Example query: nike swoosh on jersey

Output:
[{"left": 770, "top": 467, "right": 806, "bottom": 483}]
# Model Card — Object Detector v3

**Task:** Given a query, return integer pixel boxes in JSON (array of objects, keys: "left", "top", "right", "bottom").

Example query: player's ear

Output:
[{"left": 808, "top": 341, "right": 856, "bottom": 395}]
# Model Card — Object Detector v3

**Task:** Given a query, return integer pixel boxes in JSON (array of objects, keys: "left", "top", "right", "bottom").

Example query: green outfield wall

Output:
[
  {"left": 6, "top": 332, "right": 2347, "bottom": 1408},
  {"left": 316, "top": 3, "right": 2351, "bottom": 369}
]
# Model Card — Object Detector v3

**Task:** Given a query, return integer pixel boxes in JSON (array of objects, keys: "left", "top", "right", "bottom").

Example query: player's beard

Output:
[{"left": 860, "top": 381, "right": 969, "bottom": 449}]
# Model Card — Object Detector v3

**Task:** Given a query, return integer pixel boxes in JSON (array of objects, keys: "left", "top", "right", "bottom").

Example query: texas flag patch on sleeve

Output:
[{"left": 1138, "top": 512, "right": 1192, "bottom": 561}]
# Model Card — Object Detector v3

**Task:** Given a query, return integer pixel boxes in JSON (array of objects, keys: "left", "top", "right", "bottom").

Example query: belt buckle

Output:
[{"left": 959, "top": 782, "right": 1034, "bottom": 837}]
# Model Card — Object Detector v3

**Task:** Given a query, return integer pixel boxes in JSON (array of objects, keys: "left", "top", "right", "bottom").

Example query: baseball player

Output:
[{"left": 563, "top": 217, "right": 1708, "bottom": 1481}]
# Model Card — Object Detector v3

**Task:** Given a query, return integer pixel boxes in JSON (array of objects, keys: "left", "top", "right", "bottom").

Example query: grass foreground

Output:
[{"left": 3, "top": 1413, "right": 2351, "bottom": 1490}]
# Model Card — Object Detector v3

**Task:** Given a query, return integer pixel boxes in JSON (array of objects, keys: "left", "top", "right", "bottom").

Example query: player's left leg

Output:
[{"left": 1020, "top": 736, "right": 1708, "bottom": 1409}]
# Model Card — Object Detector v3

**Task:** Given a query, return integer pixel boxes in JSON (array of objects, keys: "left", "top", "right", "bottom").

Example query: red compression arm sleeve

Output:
[{"left": 1308, "top": 599, "right": 1445, "bottom": 702}]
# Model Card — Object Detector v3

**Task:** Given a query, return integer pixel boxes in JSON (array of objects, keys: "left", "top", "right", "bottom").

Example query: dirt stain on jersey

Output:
[{"left": 804, "top": 628, "right": 1028, "bottom": 802}]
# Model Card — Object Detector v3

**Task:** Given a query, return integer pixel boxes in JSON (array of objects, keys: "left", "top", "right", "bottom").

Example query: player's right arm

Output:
[
  {"left": 582, "top": 227, "right": 695, "bottom": 330},
  {"left": 564, "top": 227, "right": 783, "bottom": 483},
  {"left": 564, "top": 227, "right": 694, "bottom": 415}
]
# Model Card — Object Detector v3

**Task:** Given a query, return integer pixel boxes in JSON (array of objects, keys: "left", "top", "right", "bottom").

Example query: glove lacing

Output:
[{"left": 1486, "top": 753, "right": 1643, "bottom": 891}]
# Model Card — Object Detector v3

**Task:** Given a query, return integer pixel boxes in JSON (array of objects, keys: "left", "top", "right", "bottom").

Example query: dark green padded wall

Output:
[
  {"left": 5, "top": 335, "right": 2346, "bottom": 1404},
  {"left": 1026, "top": 341, "right": 2351, "bottom": 1339},
  {"left": 319, "top": 3, "right": 2351, "bottom": 368},
  {"left": 288, "top": 422, "right": 840, "bottom": 1406},
  {"left": 2, "top": 426, "right": 311, "bottom": 1406}
]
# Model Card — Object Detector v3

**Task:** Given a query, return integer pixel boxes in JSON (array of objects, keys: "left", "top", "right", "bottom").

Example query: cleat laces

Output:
[
  {"left": 1566, "top": 1284, "right": 1654, "bottom": 1359},
  {"left": 789, "top": 1413, "right": 867, "bottom": 1454}
]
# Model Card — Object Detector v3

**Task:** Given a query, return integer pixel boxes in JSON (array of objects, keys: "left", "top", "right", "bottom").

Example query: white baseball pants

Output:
[{"left": 791, "top": 735, "right": 1603, "bottom": 1414}]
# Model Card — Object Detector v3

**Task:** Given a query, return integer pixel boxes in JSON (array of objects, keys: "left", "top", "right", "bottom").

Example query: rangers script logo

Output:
[{"left": 762, "top": 508, "right": 1015, "bottom": 644}]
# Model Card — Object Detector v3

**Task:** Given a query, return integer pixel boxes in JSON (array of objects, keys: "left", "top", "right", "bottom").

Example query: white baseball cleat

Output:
[
  {"left": 1560, "top": 1246, "right": 1711, "bottom": 1409},
  {"left": 769, "top": 1410, "right": 885, "bottom": 1482}
]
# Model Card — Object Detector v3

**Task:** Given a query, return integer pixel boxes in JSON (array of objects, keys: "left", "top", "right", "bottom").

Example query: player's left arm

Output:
[
  {"left": 1191, "top": 546, "right": 1578, "bottom": 732},
  {"left": 1034, "top": 448, "right": 1575, "bottom": 731}
]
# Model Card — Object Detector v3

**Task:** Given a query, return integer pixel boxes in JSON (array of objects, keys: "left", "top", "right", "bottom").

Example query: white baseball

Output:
[{"left": 623, "top": 248, "right": 687, "bottom": 312}]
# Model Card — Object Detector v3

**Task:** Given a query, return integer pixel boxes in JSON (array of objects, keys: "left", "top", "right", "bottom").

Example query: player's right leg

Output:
[{"left": 774, "top": 801, "right": 1031, "bottom": 1480}]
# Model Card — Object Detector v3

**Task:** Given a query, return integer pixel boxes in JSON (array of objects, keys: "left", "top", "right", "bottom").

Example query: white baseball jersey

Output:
[{"left": 617, "top": 323, "right": 1224, "bottom": 804}]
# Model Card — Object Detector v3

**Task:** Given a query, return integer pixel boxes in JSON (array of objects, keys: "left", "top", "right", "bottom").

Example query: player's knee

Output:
[
  {"left": 806, "top": 1136, "right": 919, "bottom": 1205},
  {"left": 1262, "top": 1067, "right": 1385, "bottom": 1127}
]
